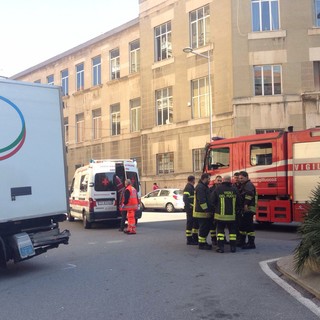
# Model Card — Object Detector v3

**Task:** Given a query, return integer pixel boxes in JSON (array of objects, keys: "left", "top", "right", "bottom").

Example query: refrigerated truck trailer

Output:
[{"left": 0, "top": 79, "right": 70, "bottom": 267}]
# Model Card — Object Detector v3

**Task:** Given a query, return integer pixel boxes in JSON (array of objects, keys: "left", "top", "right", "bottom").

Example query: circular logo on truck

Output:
[{"left": 0, "top": 96, "right": 26, "bottom": 161}]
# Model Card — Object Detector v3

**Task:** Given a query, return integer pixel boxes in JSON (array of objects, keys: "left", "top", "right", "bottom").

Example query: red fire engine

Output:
[{"left": 203, "top": 128, "right": 320, "bottom": 223}]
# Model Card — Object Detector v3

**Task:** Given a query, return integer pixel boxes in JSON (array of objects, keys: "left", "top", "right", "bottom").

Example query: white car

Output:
[{"left": 141, "top": 189, "right": 184, "bottom": 212}]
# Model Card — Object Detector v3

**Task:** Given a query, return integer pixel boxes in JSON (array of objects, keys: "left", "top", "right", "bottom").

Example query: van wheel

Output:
[
  {"left": 68, "top": 210, "right": 75, "bottom": 222},
  {"left": 83, "top": 213, "right": 92, "bottom": 229},
  {"left": 166, "top": 203, "right": 175, "bottom": 213}
]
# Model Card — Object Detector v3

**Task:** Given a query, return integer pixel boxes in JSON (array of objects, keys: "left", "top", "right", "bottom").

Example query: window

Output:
[
  {"left": 61, "top": 69, "right": 69, "bottom": 96},
  {"left": 159, "top": 190, "right": 170, "bottom": 196},
  {"left": 92, "top": 108, "right": 101, "bottom": 140},
  {"left": 316, "top": 0, "right": 320, "bottom": 27},
  {"left": 92, "top": 56, "right": 101, "bottom": 86},
  {"left": 156, "top": 87, "right": 173, "bottom": 125},
  {"left": 191, "top": 77, "right": 210, "bottom": 119},
  {"left": 314, "top": 61, "right": 320, "bottom": 91},
  {"left": 94, "top": 173, "right": 116, "bottom": 192},
  {"left": 111, "top": 104, "right": 120, "bottom": 136},
  {"left": 130, "top": 98, "right": 141, "bottom": 132},
  {"left": 76, "top": 63, "right": 84, "bottom": 91},
  {"left": 157, "top": 153, "right": 174, "bottom": 174},
  {"left": 80, "top": 174, "right": 88, "bottom": 192},
  {"left": 130, "top": 40, "right": 140, "bottom": 73},
  {"left": 207, "top": 147, "right": 230, "bottom": 170},
  {"left": 47, "top": 74, "right": 54, "bottom": 85},
  {"left": 126, "top": 171, "right": 140, "bottom": 192},
  {"left": 190, "top": 5, "right": 210, "bottom": 49},
  {"left": 252, "top": 0, "right": 279, "bottom": 32},
  {"left": 193, "top": 148, "right": 206, "bottom": 172},
  {"left": 250, "top": 143, "right": 272, "bottom": 166},
  {"left": 110, "top": 48, "right": 120, "bottom": 80},
  {"left": 76, "top": 113, "right": 85, "bottom": 143},
  {"left": 254, "top": 65, "right": 281, "bottom": 96},
  {"left": 64, "top": 117, "right": 69, "bottom": 144},
  {"left": 155, "top": 21, "right": 172, "bottom": 61},
  {"left": 256, "top": 128, "right": 283, "bottom": 134}
]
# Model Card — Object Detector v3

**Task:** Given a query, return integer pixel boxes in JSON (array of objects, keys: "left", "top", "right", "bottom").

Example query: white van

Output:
[{"left": 69, "top": 159, "right": 142, "bottom": 229}]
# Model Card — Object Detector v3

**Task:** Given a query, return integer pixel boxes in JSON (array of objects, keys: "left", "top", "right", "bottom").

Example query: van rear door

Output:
[{"left": 92, "top": 171, "right": 117, "bottom": 216}]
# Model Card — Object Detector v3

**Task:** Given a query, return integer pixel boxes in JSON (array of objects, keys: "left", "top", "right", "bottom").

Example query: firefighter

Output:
[
  {"left": 232, "top": 172, "right": 242, "bottom": 241},
  {"left": 232, "top": 172, "right": 241, "bottom": 191},
  {"left": 238, "top": 171, "right": 257, "bottom": 249},
  {"left": 193, "top": 173, "right": 213, "bottom": 250},
  {"left": 210, "top": 175, "right": 240, "bottom": 253},
  {"left": 183, "top": 175, "right": 198, "bottom": 245},
  {"left": 209, "top": 175, "right": 222, "bottom": 245},
  {"left": 121, "top": 179, "right": 138, "bottom": 234}
]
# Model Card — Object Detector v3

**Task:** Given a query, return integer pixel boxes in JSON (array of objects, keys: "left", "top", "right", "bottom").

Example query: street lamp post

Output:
[{"left": 183, "top": 47, "right": 213, "bottom": 141}]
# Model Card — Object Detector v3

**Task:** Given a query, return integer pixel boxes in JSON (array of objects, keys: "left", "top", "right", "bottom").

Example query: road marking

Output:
[
  {"left": 63, "top": 263, "right": 77, "bottom": 270},
  {"left": 260, "top": 258, "right": 320, "bottom": 318},
  {"left": 106, "top": 240, "right": 125, "bottom": 244}
]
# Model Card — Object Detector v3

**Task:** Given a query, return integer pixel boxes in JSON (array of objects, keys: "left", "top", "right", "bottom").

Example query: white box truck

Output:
[{"left": 0, "top": 78, "right": 70, "bottom": 267}]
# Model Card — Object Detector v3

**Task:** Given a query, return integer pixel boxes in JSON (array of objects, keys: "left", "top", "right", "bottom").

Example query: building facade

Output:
[{"left": 13, "top": 0, "right": 320, "bottom": 193}]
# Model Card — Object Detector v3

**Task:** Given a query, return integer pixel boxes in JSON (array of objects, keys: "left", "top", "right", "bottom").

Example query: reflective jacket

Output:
[
  {"left": 211, "top": 182, "right": 240, "bottom": 221},
  {"left": 183, "top": 182, "right": 194, "bottom": 213},
  {"left": 122, "top": 185, "right": 138, "bottom": 210},
  {"left": 239, "top": 180, "right": 256, "bottom": 213},
  {"left": 193, "top": 180, "right": 212, "bottom": 219}
]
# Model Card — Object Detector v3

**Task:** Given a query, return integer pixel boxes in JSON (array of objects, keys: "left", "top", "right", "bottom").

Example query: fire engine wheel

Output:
[
  {"left": 67, "top": 210, "right": 75, "bottom": 222},
  {"left": 83, "top": 213, "right": 92, "bottom": 229},
  {"left": 166, "top": 203, "right": 175, "bottom": 213}
]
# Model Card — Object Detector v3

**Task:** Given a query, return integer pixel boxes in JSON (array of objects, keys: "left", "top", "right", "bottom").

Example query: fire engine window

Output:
[
  {"left": 208, "top": 147, "right": 230, "bottom": 169},
  {"left": 95, "top": 173, "right": 116, "bottom": 191},
  {"left": 126, "top": 171, "right": 140, "bottom": 192},
  {"left": 250, "top": 143, "right": 272, "bottom": 166}
]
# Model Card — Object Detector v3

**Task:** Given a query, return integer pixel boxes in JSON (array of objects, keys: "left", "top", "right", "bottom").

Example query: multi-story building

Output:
[{"left": 12, "top": 0, "right": 320, "bottom": 193}]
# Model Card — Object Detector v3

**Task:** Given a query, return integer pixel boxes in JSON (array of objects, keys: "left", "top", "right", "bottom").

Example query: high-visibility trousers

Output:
[{"left": 127, "top": 210, "right": 136, "bottom": 234}]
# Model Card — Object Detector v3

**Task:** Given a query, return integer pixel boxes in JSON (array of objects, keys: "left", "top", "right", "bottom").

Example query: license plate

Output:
[
  {"left": 98, "top": 200, "right": 113, "bottom": 205},
  {"left": 19, "top": 245, "right": 35, "bottom": 258}
]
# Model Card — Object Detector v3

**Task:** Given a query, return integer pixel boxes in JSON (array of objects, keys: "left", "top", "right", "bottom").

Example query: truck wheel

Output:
[
  {"left": 83, "top": 213, "right": 92, "bottom": 229},
  {"left": 68, "top": 210, "right": 75, "bottom": 222},
  {"left": 166, "top": 203, "right": 175, "bottom": 213}
]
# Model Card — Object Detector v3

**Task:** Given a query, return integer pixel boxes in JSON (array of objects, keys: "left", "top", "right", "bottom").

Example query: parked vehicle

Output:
[
  {"left": 141, "top": 188, "right": 184, "bottom": 212},
  {"left": 69, "top": 159, "right": 142, "bottom": 228},
  {"left": 203, "top": 127, "right": 320, "bottom": 224},
  {"left": 0, "top": 79, "right": 70, "bottom": 267}
]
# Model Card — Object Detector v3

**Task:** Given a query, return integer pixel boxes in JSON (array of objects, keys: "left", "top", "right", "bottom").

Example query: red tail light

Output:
[
  {"left": 89, "top": 198, "right": 96, "bottom": 210},
  {"left": 173, "top": 195, "right": 178, "bottom": 200}
]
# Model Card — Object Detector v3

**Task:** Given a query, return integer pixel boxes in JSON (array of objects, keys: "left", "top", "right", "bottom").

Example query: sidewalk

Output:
[{"left": 277, "top": 255, "right": 320, "bottom": 300}]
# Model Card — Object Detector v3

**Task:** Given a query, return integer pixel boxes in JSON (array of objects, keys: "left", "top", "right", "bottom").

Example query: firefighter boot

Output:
[
  {"left": 211, "top": 236, "right": 217, "bottom": 246},
  {"left": 243, "top": 235, "right": 256, "bottom": 249},
  {"left": 187, "top": 236, "right": 198, "bottom": 245},
  {"left": 216, "top": 240, "right": 224, "bottom": 253},
  {"left": 237, "top": 234, "right": 246, "bottom": 248},
  {"left": 199, "top": 243, "right": 212, "bottom": 250},
  {"left": 192, "top": 233, "right": 199, "bottom": 245}
]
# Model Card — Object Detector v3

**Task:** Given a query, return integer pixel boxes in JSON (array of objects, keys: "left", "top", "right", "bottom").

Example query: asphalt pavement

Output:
[{"left": 0, "top": 211, "right": 319, "bottom": 320}]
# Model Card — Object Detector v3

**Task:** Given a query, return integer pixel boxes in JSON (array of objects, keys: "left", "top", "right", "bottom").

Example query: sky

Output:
[{"left": 0, "top": 0, "right": 139, "bottom": 77}]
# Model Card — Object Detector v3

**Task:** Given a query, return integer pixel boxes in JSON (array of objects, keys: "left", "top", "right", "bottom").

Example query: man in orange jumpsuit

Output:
[{"left": 122, "top": 179, "right": 139, "bottom": 234}]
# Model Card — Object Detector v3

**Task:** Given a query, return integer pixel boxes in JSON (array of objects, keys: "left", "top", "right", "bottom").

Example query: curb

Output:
[{"left": 276, "top": 255, "right": 320, "bottom": 300}]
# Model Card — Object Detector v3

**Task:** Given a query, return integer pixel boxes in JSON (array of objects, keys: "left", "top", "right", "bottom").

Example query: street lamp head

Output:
[{"left": 183, "top": 47, "right": 193, "bottom": 54}]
